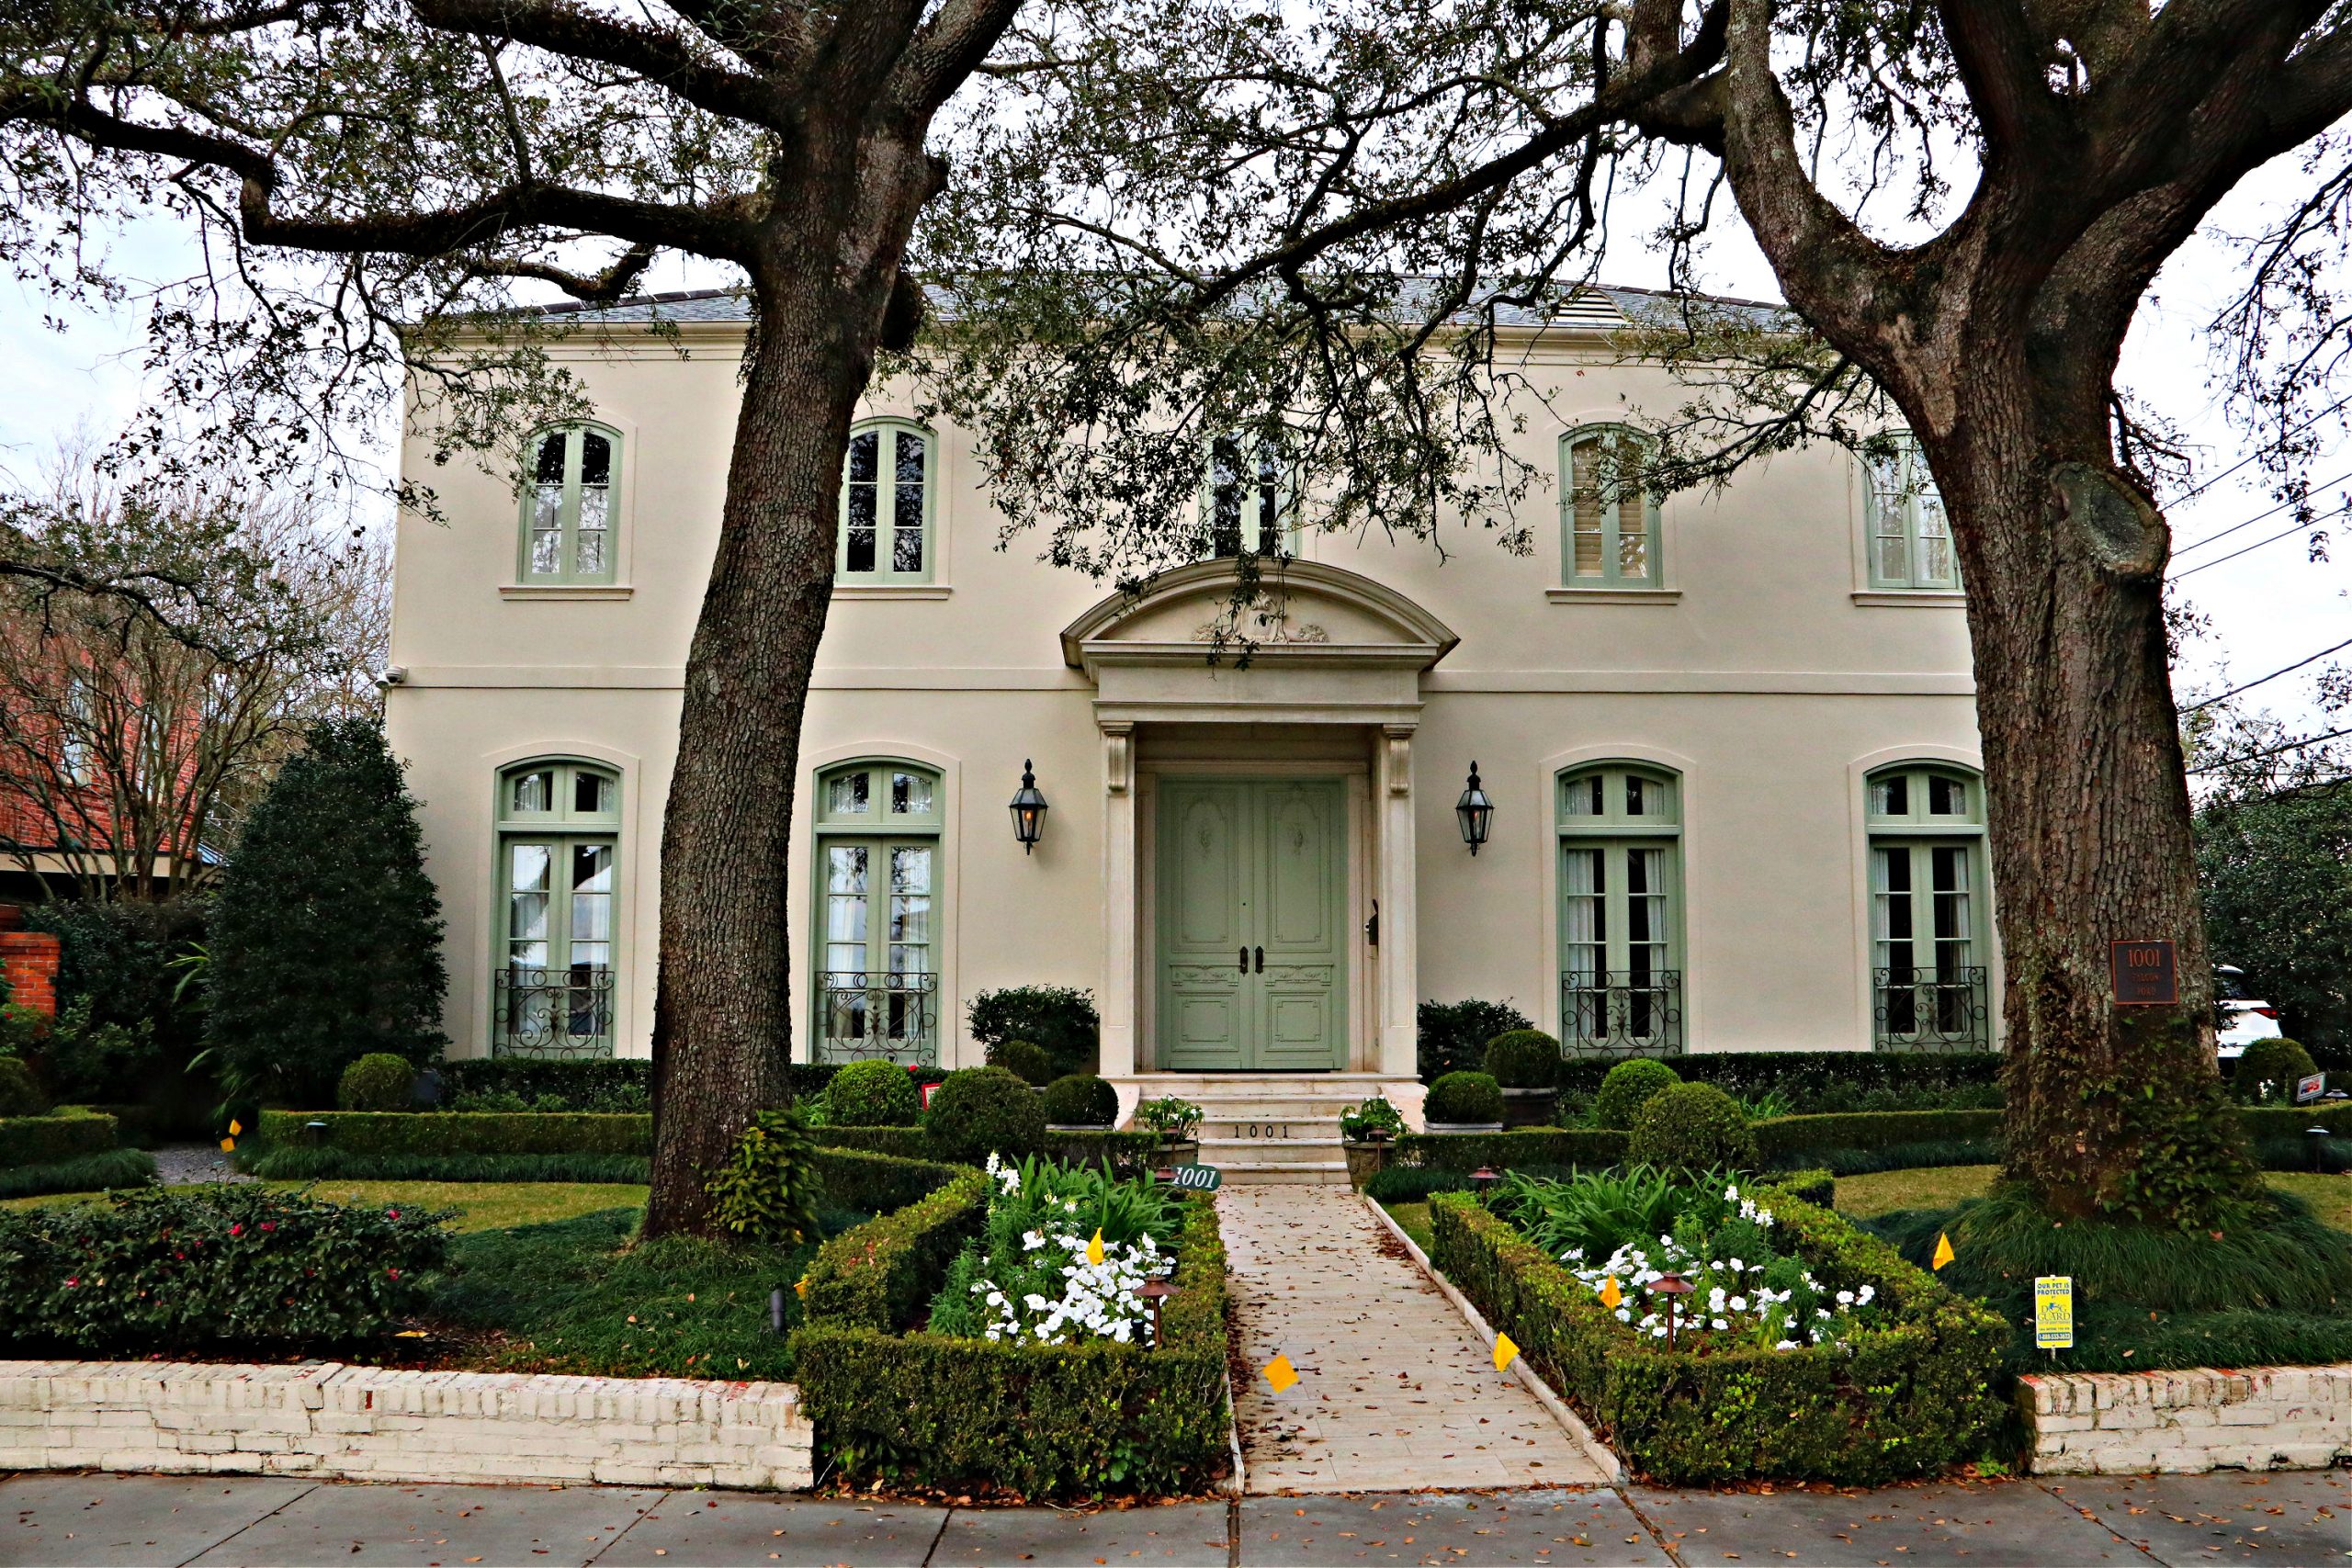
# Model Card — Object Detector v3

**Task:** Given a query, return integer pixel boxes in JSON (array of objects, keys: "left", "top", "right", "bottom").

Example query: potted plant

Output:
[
  {"left": 1339, "top": 1095, "right": 1405, "bottom": 1189},
  {"left": 1422, "top": 1070, "right": 1505, "bottom": 1134},
  {"left": 1134, "top": 1093, "right": 1204, "bottom": 1166},
  {"left": 1483, "top": 1029, "right": 1562, "bottom": 1127}
]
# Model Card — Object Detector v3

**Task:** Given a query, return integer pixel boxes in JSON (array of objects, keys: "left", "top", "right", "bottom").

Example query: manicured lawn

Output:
[
  {"left": 2, "top": 1180, "right": 644, "bottom": 1233},
  {"left": 1836, "top": 1165, "right": 2352, "bottom": 1232},
  {"left": 1382, "top": 1200, "right": 1434, "bottom": 1255}
]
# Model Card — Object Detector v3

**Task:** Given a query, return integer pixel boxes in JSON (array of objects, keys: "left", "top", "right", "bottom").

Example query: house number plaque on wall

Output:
[{"left": 2110, "top": 939, "right": 2177, "bottom": 1006}]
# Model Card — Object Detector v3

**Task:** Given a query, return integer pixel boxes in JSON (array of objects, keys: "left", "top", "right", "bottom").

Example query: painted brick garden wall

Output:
[
  {"left": 2019, "top": 1365, "right": 2352, "bottom": 1474},
  {"left": 0, "top": 1360, "right": 809, "bottom": 1489}
]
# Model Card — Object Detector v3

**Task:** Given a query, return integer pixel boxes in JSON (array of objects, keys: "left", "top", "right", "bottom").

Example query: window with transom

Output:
[
  {"left": 494, "top": 760, "right": 620, "bottom": 1057},
  {"left": 1560, "top": 425, "right": 1662, "bottom": 588},
  {"left": 1863, "top": 439, "right": 1958, "bottom": 591},
  {"left": 839, "top": 420, "right": 934, "bottom": 582},
  {"left": 1866, "top": 763, "right": 1988, "bottom": 1050},
  {"left": 1556, "top": 763, "right": 1682, "bottom": 1056},
  {"left": 812, "top": 761, "right": 943, "bottom": 1066},
  {"left": 519, "top": 425, "right": 620, "bottom": 584}
]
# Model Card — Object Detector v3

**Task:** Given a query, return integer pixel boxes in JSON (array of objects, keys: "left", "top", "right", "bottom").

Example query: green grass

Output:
[
  {"left": 1381, "top": 1200, "right": 1434, "bottom": 1256},
  {"left": 4, "top": 1180, "right": 643, "bottom": 1232},
  {"left": 0, "top": 1148, "right": 156, "bottom": 1199},
  {"left": 1837, "top": 1167, "right": 2352, "bottom": 1230}
]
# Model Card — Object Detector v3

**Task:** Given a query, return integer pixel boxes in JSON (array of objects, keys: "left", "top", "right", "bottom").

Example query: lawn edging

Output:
[
  {"left": 1359, "top": 1192, "right": 1623, "bottom": 1484},
  {"left": 2018, "top": 1364, "right": 2352, "bottom": 1474},
  {"left": 0, "top": 1359, "right": 808, "bottom": 1489}
]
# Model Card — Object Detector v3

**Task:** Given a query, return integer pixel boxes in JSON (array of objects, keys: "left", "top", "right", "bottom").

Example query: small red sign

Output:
[
  {"left": 920, "top": 1080, "right": 938, "bottom": 1111},
  {"left": 2110, "top": 940, "right": 2177, "bottom": 1006}
]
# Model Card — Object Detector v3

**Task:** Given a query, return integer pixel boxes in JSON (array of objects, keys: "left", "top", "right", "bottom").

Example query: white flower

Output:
[
  {"left": 1712, "top": 1317, "right": 1729, "bottom": 1331},
  {"left": 1857, "top": 1285, "right": 1875, "bottom": 1305},
  {"left": 1727, "top": 1257, "right": 1744, "bottom": 1273},
  {"left": 1729, "top": 1295, "right": 1747, "bottom": 1312},
  {"left": 1775, "top": 1339, "right": 1798, "bottom": 1351},
  {"left": 1651, "top": 1325, "right": 1669, "bottom": 1337},
  {"left": 1836, "top": 1290, "right": 1855, "bottom": 1305}
]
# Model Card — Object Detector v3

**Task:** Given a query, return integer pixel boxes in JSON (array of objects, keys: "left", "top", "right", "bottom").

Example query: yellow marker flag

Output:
[
  {"left": 227, "top": 1119, "right": 243, "bottom": 1136},
  {"left": 1261, "top": 1354, "right": 1298, "bottom": 1393},
  {"left": 1932, "top": 1232, "right": 1957, "bottom": 1271},
  {"left": 1493, "top": 1332, "right": 1520, "bottom": 1372},
  {"left": 219, "top": 1136, "right": 235, "bottom": 1153},
  {"left": 1087, "top": 1228, "right": 1105, "bottom": 1266},
  {"left": 794, "top": 1278, "right": 808, "bottom": 1300},
  {"left": 1598, "top": 1276, "right": 1623, "bottom": 1310}
]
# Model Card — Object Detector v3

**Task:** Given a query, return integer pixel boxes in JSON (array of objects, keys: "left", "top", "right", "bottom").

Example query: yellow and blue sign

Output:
[{"left": 2034, "top": 1276, "right": 2074, "bottom": 1350}]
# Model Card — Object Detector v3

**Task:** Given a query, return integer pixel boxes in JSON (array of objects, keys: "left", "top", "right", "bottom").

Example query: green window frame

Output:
[
  {"left": 1863, "top": 438, "right": 1958, "bottom": 590},
  {"left": 493, "top": 760, "right": 621, "bottom": 1058},
  {"left": 839, "top": 419, "right": 935, "bottom": 582},
  {"left": 518, "top": 424, "right": 621, "bottom": 584},
  {"left": 1560, "top": 425, "right": 1662, "bottom": 588},
  {"left": 1203, "top": 433, "right": 1296, "bottom": 559},
  {"left": 1556, "top": 762, "right": 1683, "bottom": 1055},
  {"left": 811, "top": 760, "right": 944, "bottom": 1065},
  {"left": 1866, "top": 763, "right": 1989, "bottom": 1050}
]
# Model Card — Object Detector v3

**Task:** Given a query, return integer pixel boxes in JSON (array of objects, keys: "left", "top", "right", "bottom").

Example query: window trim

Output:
[
  {"left": 1861, "top": 438, "right": 1960, "bottom": 592},
  {"left": 1553, "top": 761, "right": 1686, "bottom": 1056},
  {"left": 1198, "top": 432, "right": 1301, "bottom": 561},
  {"left": 515, "top": 423, "right": 624, "bottom": 587},
  {"left": 492, "top": 758, "right": 623, "bottom": 1058},
  {"left": 837, "top": 417, "right": 938, "bottom": 585},
  {"left": 1862, "top": 761, "right": 1991, "bottom": 1051},
  {"left": 1557, "top": 424, "right": 1665, "bottom": 590},
  {"left": 809, "top": 758, "right": 947, "bottom": 1066}
]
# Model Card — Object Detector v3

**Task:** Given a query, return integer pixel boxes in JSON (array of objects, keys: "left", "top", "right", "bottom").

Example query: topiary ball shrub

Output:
[
  {"left": 925, "top": 1066, "right": 1046, "bottom": 1165},
  {"left": 337, "top": 1053, "right": 418, "bottom": 1112},
  {"left": 1591, "top": 1057, "right": 1682, "bottom": 1130},
  {"left": 986, "top": 1038, "right": 1056, "bottom": 1088},
  {"left": 1424, "top": 1070, "right": 1504, "bottom": 1126},
  {"left": 828, "top": 1058, "right": 922, "bottom": 1125},
  {"left": 1041, "top": 1073, "right": 1118, "bottom": 1127},
  {"left": 0, "top": 1057, "right": 48, "bottom": 1117},
  {"left": 1483, "top": 1029, "right": 1562, "bottom": 1088},
  {"left": 2235, "top": 1037, "right": 2320, "bottom": 1103},
  {"left": 1627, "top": 1081, "right": 1756, "bottom": 1172}
]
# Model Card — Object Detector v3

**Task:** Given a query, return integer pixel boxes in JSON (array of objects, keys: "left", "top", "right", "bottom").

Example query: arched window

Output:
[
  {"left": 519, "top": 424, "right": 620, "bottom": 584},
  {"left": 839, "top": 420, "right": 934, "bottom": 582},
  {"left": 1866, "top": 762, "right": 1988, "bottom": 1050},
  {"left": 1863, "top": 438, "right": 1958, "bottom": 590},
  {"left": 1205, "top": 434, "right": 1292, "bottom": 559},
  {"left": 1556, "top": 762, "right": 1682, "bottom": 1055},
  {"left": 494, "top": 760, "right": 620, "bottom": 1057},
  {"left": 813, "top": 760, "right": 943, "bottom": 1065},
  {"left": 1560, "top": 425, "right": 1661, "bottom": 588}
]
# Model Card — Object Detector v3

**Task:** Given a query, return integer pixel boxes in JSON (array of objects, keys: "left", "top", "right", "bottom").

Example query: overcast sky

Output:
[{"left": 2, "top": 153, "right": 2345, "bottom": 731}]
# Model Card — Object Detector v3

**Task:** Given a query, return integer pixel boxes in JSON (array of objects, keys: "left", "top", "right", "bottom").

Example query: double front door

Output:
[{"left": 1157, "top": 778, "right": 1348, "bottom": 1070}]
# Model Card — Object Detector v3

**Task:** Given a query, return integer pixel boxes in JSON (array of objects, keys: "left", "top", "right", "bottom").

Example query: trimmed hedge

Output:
[
  {"left": 799, "top": 1168, "right": 990, "bottom": 1333},
  {"left": 1751, "top": 1110, "right": 2002, "bottom": 1165},
  {"left": 254, "top": 1109, "right": 650, "bottom": 1156},
  {"left": 1626, "top": 1082, "right": 1754, "bottom": 1170},
  {"left": 810, "top": 1125, "right": 935, "bottom": 1161},
  {"left": 793, "top": 1191, "right": 1229, "bottom": 1497},
  {"left": 434, "top": 1057, "right": 844, "bottom": 1107},
  {"left": 0, "top": 1147, "right": 157, "bottom": 1198},
  {"left": 813, "top": 1147, "right": 969, "bottom": 1218},
  {"left": 1397, "top": 1129, "right": 1629, "bottom": 1169},
  {"left": 813, "top": 1124, "right": 1159, "bottom": 1178},
  {"left": 1428, "top": 1180, "right": 2004, "bottom": 1483},
  {"left": 0, "top": 1111, "right": 119, "bottom": 1168},
  {"left": 1556, "top": 1051, "right": 2004, "bottom": 1103},
  {"left": 240, "top": 1147, "right": 650, "bottom": 1183}
]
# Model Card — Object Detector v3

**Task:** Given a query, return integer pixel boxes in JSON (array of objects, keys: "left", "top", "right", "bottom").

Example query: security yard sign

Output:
[
  {"left": 2298, "top": 1072, "right": 2327, "bottom": 1104},
  {"left": 2034, "top": 1277, "right": 2075, "bottom": 1351},
  {"left": 2110, "top": 940, "right": 2177, "bottom": 1005}
]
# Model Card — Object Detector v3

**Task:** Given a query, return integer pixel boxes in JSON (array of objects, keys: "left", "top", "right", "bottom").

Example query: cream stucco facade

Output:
[{"left": 385, "top": 289, "right": 1996, "bottom": 1081}]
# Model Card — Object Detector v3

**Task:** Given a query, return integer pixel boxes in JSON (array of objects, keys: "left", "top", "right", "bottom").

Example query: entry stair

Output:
[{"left": 1113, "top": 1072, "right": 1396, "bottom": 1185}]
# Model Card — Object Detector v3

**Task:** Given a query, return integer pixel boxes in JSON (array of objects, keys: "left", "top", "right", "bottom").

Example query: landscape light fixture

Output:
[
  {"left": 1134, "top": 1276, "right": 1178, "bottom": 1348},
  {"left": 1456, "top": 763, "right": 1494, "bottom": 854},
  {"left": 1467, "top": 1166, "right": 1500, "bottom": 1198},
  {"left": 1647, "top": 1271, "right": 1696, "bottom": 1350},
  {"left": 1009, "top": 759, "right": 1049, "bottom": 853}
]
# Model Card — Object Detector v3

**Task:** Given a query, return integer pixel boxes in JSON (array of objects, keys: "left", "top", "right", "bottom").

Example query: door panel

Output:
[{"left": 1157, "top": 777, "right": 1347, "bottom": 1070}]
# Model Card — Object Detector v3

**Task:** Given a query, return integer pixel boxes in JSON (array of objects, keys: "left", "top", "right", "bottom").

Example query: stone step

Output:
[
  {"left": 1199, "top": 1137, "right": 1340, "bottom": 1165},
  {"left": 1210, "top": 1156, "right": 1351, "bottom": 1185},
  {"left": 1197, "top": 1118, "right": 1343, "bottom": 1142},
  {"left": 1193, "top": 1102, "right": 1359, "bottom": 1122}
]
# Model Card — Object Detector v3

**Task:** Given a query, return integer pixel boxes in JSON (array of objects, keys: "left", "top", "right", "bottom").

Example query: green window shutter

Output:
[
  {"left": 838, "top": 421, "right": 935, "bottom": 582},
  {"left": 517, "top": 426, "right": 621, "bottom": 584}
]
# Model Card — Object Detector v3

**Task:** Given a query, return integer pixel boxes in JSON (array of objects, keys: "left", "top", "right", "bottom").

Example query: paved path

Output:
[
  {"left": 1217, "top": 1184, "right": 1608, "bottom": 1494},
  {"left": 3, "top": 1471, "right": 2343, "bottom": 1565}
]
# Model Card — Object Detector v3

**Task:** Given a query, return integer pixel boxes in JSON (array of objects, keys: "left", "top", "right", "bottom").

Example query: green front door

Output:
[{"left": 1157, "top": 778, "right": 1347, "bottom": 1070}]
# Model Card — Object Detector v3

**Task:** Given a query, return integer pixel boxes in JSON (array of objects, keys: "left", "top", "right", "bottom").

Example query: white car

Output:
[{"left": 2214, "top": 965, "right": 2285, "bottom": 1061}]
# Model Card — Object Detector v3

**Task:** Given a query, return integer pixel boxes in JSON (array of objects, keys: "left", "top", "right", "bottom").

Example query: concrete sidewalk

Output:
[{"left": 1, "top": 1470, "right": 2341, "bottom": 1567}]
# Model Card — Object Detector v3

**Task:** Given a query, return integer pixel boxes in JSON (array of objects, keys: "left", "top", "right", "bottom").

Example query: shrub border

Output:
[
  {"left": 252, "top": 1110, "right": 650, "bottom": 1157},
  {"left": 0, "top": 1147, "right": 155, "bottom": 1198},
  {"left": 0, "top": 1112, "right": 119, "bottom": 1169}
]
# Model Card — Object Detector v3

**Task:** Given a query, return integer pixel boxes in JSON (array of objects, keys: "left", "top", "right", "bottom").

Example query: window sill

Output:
[
  {"left": 833, "top": 583, "right": 953, "bottom": 600},
  {"left": 500, "top": 583, "right": 633, "bottom": 601},
  {"left": 1544, "top": 587, "right": 1681, "bottom": 605},
  {"left": 1852, "top": 590, "right": 1963, "bottom": 607}
]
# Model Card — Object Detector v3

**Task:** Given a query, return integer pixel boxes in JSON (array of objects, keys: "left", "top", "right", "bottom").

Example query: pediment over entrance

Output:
[{"left": 1059, "top": 559, "right": 1459, "bottom": 679}]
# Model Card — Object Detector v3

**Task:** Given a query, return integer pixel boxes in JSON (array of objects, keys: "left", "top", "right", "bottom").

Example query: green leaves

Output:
[{"left": 703, "top": 1105, "right": 824, "bottom": 1247}]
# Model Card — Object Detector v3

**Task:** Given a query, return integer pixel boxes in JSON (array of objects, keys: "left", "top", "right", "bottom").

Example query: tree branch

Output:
[{"left": 405, "top": 0, "right": 783, "bottom": 127}]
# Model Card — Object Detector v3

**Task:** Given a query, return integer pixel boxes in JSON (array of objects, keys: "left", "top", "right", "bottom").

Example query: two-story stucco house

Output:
[{"left": 384, "top": 287, "right": 1996, "bottom": 1176}]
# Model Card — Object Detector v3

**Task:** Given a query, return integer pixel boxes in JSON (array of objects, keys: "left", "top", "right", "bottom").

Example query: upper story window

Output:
[
  {"left": 1206, "top": 434, "right": 1291, "bottom": 558},
  {"left": 1866, "top": 762, "right": 1988, "bottom": 1052},
  {"left": 1556, "top": 762, "right": 1682, "bottom": 1056},
  {"left": 1560, "top": 425, "right": 1662, "bottom": 589},
  {"left": 812, "top": 759, "right": 944, "bottom": 1066},
  {"left": 494, "top": 759, "right": 621, "bottom": 1059},
  {"left": 840, "top": 420, "right": 934, "bottom": 582},
  {"left": 520, "top": 424, "right": 620, "bottom": 584},
  {"left": 1864, "top": 439, "right": 1957, "bottom": 591}
]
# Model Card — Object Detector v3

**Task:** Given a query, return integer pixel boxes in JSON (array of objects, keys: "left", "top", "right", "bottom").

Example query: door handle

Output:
[
  {"left": 1238, "top": 947, "right": 1249, "bottom": 974},
  {"left": 1254, "top": 946, "right": 1265, "bottom": 973}
]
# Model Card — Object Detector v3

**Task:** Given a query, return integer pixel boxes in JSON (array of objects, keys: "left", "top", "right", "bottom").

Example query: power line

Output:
[
  {"left": 2170, "top": 511, "right": 2340, "bottom": 579},
  {"left": 2164, "top": 389, "right": 2352, "bottom": 508},
  {"left": 2173, "top": 470, "right": 2352, "bottom": 555},
  {"left": 2187, "top": 724, "right": 2352, "bottom": 774},
  {"left": 2181, "top": 635, "right": 2352, "bottom": 713}
]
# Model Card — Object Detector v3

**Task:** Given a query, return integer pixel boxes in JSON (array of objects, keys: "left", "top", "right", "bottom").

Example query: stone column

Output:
[
  {"left": 1376, "top": 724, "right": 1419, "bottom": 1078},
  {"left": 1098, "top": 723, "right": 1138, "bottom": 1077}
]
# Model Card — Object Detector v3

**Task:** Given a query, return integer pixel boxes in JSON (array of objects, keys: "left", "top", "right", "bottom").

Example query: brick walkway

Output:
[{"left": 1218, "top": 1183, "right": 1611, "bottom": 1494}]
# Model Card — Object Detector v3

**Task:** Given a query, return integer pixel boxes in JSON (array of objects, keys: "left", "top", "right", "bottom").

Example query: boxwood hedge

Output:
[
  {"left": 0, "top": 1147, "right": 156, "bottom": 1198},
  {"left": 792, "top": 1190, "right": 1228, "bottom": 1497},
  {"left": 254, "top": 1110, "right": 650, "bottom": 1154},
  {"left": 812, "top": 1124, "right": 1161, "bottom": 1177},
  {"left": 0, "top": 1111, "right": 120, "bottom": 1168},
  {"left": 1397, "top": 1128, "right": 1629, "bottom": 1169},
  {"left": 1428, "top": 1179, "right": 2003, "bottom": 1483}
]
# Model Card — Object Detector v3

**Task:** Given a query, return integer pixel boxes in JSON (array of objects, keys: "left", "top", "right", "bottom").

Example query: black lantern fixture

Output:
[
  {"left": 1009, "top": 759, "right": 1049, "bottom": 853},
  {"left": 1456, "top": 762, "right": 1495, "bottom": 854}
]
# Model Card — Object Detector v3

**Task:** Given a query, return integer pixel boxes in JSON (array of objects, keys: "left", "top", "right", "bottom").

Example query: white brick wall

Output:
[
  {"left": 0, "top": 1359, "right": 809, "bottom": 1489},
  {"left": 2019, "top": 1364, "right": 2352, "bottom": 1474}
]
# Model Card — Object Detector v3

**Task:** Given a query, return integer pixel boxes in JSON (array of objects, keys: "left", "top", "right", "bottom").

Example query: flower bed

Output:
[
  {"left": 1427, "top": 1174, "right": 2003, "bottom": 1483},
  {"left": 791, "top": 1154, "right": 1228, "bottom": 1497}
]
